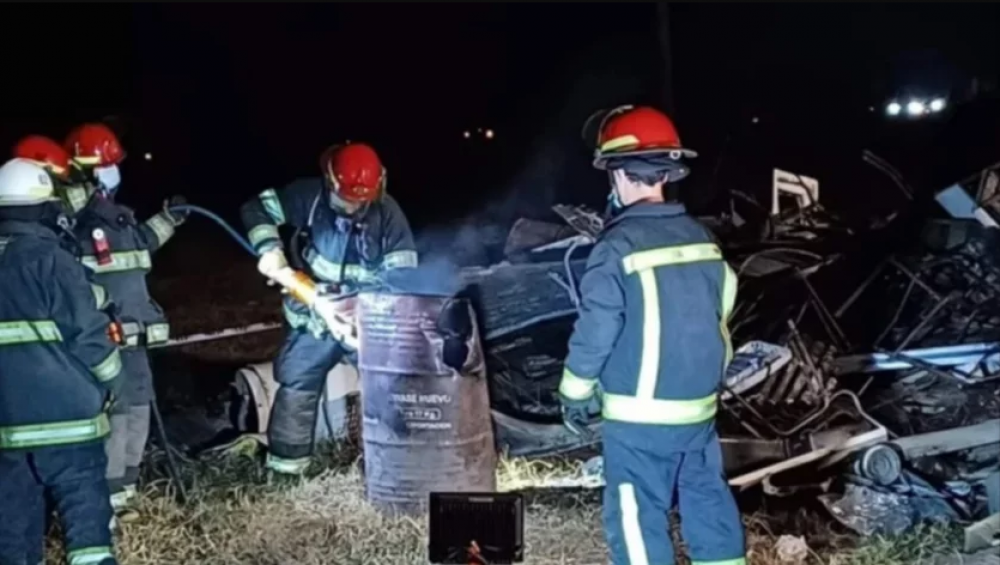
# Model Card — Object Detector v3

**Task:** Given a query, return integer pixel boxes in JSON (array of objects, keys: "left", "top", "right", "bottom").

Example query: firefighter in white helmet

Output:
[{"left": 0, "top": 158, "right": 123, "bottom": 565}]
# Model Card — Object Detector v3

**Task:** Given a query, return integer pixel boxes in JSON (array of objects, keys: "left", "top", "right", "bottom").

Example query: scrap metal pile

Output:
[{"left": 480, "top": 163, "right": 999, "bottom": 546}]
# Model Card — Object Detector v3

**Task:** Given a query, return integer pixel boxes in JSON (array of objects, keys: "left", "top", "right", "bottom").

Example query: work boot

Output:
[
  {"left": 265, "top": 453, "right": 309, "bottom": 486},
  {"left": 110, "top": 490, "right": 140, "bottom": 524}
]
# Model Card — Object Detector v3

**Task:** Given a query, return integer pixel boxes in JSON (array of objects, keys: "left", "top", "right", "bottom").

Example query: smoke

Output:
[
  {"left": 395, "top": 44, "right": 656, "bottom": 298},
  {"left": 382, "top": 253, "right": 464, "bottom": 298}
]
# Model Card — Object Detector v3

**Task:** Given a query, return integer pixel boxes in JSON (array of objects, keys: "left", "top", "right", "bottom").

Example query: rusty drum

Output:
[{"left": 357, "top": 291, "right": 497, "bottom": 515}]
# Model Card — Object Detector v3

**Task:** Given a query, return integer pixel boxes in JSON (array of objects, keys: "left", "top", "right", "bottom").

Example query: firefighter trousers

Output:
[
  {"left": 0, "top": 443, "right": 117, "bottom": 565},
  {"left": 267, "top": 329, "right": 347, "bottom": 474},
  {"left": 105, "top": 348, "right": 153, "bottom": 505},
  {"left": 105, "top": 404, "right": 150, "bottom": 507},
  {"left": 602, "top": 426, "right": 746, "bottom": 565}
]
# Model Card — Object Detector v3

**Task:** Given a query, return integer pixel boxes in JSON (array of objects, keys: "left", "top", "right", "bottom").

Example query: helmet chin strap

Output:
[{"left": 607, "top": 171, "right": 625, "bottom": 211}]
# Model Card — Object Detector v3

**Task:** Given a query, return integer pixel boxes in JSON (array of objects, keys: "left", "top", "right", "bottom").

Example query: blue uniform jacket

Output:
[
  {"left": 67, "top": 186, "right": 178, "bottom": 347},
  {"left": 240, "top": 177, "right": 418, "bottom": 334},
  {"left": 558, "top": 202, "right": 738, "bottom": 435},
  {"left": 0, "top": 221, "right": 123, "bottom": 450}
]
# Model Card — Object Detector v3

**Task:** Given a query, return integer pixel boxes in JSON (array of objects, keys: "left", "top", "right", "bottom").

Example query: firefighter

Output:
[
  {"left": 0, "top": 157, "right": 122, "bottom": 565},
  {"left": 62, "top": 123, "right": 189, "bottom": 518},
  {"left": 13, "top": 135, "right": 74, "bottom": 183},
  {"left": 241, "top": 141, "right": 417, "bottom": 475},
  {"left": 10, "top": 134, "right": 83, "bottom": 565},
  {"left": 558, "top": 106, "right": 746, "bottom": 565}
]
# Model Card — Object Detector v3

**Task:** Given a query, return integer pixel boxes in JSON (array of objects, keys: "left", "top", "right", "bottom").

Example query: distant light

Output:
[
  {"left": 463, "top": 131, "right": 471, "bottom": 139},
  {"left": 144, "top": 152, "right": 153, "bottom": 161},
  {"left": 751, "top": 116, "right": 759, "bottom": 124},
  {"left": 906, "top": 101, "right": 925, "bottom": 116},
  {"left": 868, "top": 106, "right": 875, "bottom": 113},
  {"left": 886, "top": 102, "right": 902, "bottom": 116},
  {"left": 930, "top": 98, "right": 946, "bottom": 112},
  {"left": 484, "top": 129, "right": 495, "bottom": 140}
]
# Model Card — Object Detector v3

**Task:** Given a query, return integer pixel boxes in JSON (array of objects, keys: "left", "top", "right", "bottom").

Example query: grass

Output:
[{"left": 42, "top": 442, "right": 966, "bottom": 565}]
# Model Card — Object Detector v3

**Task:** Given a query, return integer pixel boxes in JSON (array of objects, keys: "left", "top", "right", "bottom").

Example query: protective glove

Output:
[
  {"left": 163, "top": 195, "right": 189, "bottom": 225},
  {"left": 257, "top": 248, "right": 290, "bottom": 280},
  {"left": 559, "top": 393, "right": 602, "bottom": 436},
  {"left": 313, "top": 294, "right": 359, "bottom": 350}
]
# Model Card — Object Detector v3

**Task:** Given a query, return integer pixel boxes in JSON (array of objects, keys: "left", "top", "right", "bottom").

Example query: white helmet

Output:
[{"left": 0, "top": 158, "right": 58, "bottom": 207}]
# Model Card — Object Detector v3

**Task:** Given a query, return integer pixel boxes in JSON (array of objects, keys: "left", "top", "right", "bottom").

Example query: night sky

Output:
[{"left": 2, "top": 3, "right": 999, "bottom": 241}]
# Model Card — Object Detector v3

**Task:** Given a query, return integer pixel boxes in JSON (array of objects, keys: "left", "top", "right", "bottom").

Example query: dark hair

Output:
[{"left": 623, "top": 169, "right": 670, "bottom": 187}]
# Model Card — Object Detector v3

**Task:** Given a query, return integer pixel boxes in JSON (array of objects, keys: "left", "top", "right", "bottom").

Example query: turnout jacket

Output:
[
  {"left": 558, "top": 202, "right": 738, "bottom": 428},
  {"left": 66, "top": 185, "right": 179, "bottom": 347},
  {"left": 240, "top": 178, "right": 418, "bottom": 335},
  {"left": 0, "top": 220, "right": 123, "bottom": 450}
]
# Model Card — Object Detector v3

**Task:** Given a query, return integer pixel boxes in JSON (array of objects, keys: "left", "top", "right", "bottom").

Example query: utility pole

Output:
[{"left": 656, "top": 2, "right": 675, "bottom": 115}]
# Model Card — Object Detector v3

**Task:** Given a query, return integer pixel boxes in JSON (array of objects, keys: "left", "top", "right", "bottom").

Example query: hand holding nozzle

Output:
[
  {"left": 313, "top": 293, "right": 359, "bottom": 350},
  {"left": 257, "top": 248, "right": 359, "bottom": 348}
]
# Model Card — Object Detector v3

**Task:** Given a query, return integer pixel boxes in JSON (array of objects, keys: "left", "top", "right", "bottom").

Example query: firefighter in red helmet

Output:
[
  {"left": 13, "top": 135, "right": 73, "bottom": 181},
  {"left": 560, "top": 106, "right": 746, "bottom": 565},
  {"left": 63, "top": 122, "right": 189, "bottom": 521},
  {"left": 241, "top": 141, "right": 417, "bottom": 475}
]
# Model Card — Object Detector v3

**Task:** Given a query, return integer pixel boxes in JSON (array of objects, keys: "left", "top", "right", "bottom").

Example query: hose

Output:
[
  {"left": 167, "top": 204, "right": 257, "bottom": 256},
  {"left": 563, "top": 238, "right": 584, "bottom": 310},
  {"left": 166, "top": 203, "right": 342, "bottom": 453}
]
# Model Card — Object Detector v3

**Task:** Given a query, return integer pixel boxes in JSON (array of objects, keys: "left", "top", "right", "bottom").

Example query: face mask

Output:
[
  {"left": 93, "top": 165, "right": 121, "bottom": 195},
  {"left": 328, "top": 189, "right": 366, "bottom": 217}
]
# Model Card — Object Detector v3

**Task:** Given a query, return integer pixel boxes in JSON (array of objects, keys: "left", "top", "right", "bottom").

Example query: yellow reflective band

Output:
[
  {"left": 622, "top": 243, "right": 723, "bottom": 274},
  {"left": 72, "top": 155, "right": 102, "bottom": 166},
  {"left": 62, "top": 185, "right": 91, "bottom": 214},
  {"left": 308, "top": 253, "right": 378, "bottom": 284},
  {"left": 0, "top": 413, "right": 110, "bottom": 449},
  {"left": 145, "top": 212, "right": 176, "bottom": 245},
  {"left": 249, "top": 224, "right": 280, "bottom": 247},
  {"left": 691, "top": 559, "right": 747, "bottom": 565},
  {"left": 0, "top": 320, "right": 63, "bottom": 345},
  {"left": 91, "top": 349, "right": 122, "bottom": 382},
  {"left": 600, "top": 134, "right": 641, "bottom": 153},
  {"left": 720, "top": 263, "right": 738, "bottom": 366},
  {"left": 283, "top": 303, "right": 311, "bottom": 328},
  {"left": 81, "top": 250, "right": 152, "bottom": 274},
  {"left": 0, "top": 188, "right": 57, "bottom": 206},
  {"left": 146, "top": 323, "right": 170, "bottom": 345},
  {"left": 558, "top": 369, "right": 597, "bottom": 400},
  {"left": 619, "top": 483, "right": 650, "bottom": 565},
  {"left": 382, "top": 250, "right": 418, "bottom": 269},
  {"left": 110, "top": 491, "right": 130, "bottom": 510},
  {"left": 90, "top": 283, "right": 109, "bottom": 310},
  {"left": 266, "top": 453, "right": 310, "bottom": 475},
  {"left": 602, "top": 393, "right": 718, "bottom": 425},
  {"left": 67, "top": 546, "right": 115, "bottom": 565},
  {"left": 636, "top": 268, "right": 660, "bottom": 398},
  {"left": 259, "top": 188, "right": 286, "bottom": 225}
]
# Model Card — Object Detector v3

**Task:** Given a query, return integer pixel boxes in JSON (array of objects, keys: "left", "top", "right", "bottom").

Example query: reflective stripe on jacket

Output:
[
  {"left": 558, "top": 202, "right": 737, "bottom": 427},
  {"left": 0, "top": 220, "right": 122, "bottom": 449}
]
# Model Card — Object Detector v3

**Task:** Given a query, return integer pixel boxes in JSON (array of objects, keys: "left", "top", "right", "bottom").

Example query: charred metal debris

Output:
[{"left": 488, "top": 161, "right": 1000, "bottom": 541}]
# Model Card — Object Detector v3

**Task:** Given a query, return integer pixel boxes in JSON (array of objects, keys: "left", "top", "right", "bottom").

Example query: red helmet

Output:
[
  {"left": 319, "top": 142, "right": 385, "bottom": 204},
  {"left": 591, "top": 105, "right": 697, "bottom": 169},
  {"left": 64, "top": 123, "right": 126, "bottom": 168},
  {"left": 12, "top": 135, "right": 72, "bottom": 179}
]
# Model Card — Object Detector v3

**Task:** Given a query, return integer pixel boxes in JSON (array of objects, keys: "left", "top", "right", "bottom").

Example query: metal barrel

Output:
[{"left": 358, "top": 291, "right": 497, "bottom": 515}]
